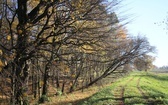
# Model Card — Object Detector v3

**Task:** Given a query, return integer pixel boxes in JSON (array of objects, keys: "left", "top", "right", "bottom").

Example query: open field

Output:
[{"left": 78, "top": 71, "right": 168, "bottom": 105}]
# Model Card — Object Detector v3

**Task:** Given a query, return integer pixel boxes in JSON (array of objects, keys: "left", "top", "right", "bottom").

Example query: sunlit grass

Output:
[
  {"left": 124, "top": 76, "right": 147, "bottom": 104},
  {"left": 139, "top": 73, "right": 168, "bottom": 104},
  {"left": 37, "top": 72, "right": 168, "bottom": 105},
  {"left": 79, "top": 71, "right": 168, "bottom": 105}
]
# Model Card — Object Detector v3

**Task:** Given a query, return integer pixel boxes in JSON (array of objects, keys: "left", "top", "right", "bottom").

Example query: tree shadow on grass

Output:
[
  {"left": 78, "top": 97, "right": 119, "bottom": 105},
  {"left": 76, "top": 95, "right": 143, "bottom": 105},
  {"left": 55, "top": 95, "right": 165, "bottom": 105},
  {"left": 124, "top": 95, "right": 165, "bottom": 105},
  {"left": 70, "top": 94, "right": 165, "bottom": 105}
]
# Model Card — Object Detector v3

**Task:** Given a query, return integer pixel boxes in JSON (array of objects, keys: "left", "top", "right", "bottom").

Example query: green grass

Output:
[{"left": 78, "top": 71, "right": 168, "bottom": 105}]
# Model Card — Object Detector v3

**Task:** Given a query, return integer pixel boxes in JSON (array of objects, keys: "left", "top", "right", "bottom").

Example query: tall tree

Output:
[
  {"left": 0, "top": 0, "right": 121, "bottom": 104},
  {"left": 0, "top": 0, "right": 156, "bottom": 104}
]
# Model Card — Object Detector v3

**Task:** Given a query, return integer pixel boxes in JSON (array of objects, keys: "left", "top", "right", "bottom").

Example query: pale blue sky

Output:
[{"left": 113, "top": 0, "right": 168, "bottom": 67}]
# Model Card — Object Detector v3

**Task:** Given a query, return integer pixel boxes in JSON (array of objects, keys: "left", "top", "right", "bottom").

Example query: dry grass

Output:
[
  {"left": 37, "top": 85, "right": 106, "bottom": 105},
  {"left": 0, "top": 79, "right": 109, "bottom": 105}
]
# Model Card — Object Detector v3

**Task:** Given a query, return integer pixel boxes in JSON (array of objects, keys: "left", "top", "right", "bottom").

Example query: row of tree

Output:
[{"left": 0, "top": 0, "right": 155, "bottom": 104}]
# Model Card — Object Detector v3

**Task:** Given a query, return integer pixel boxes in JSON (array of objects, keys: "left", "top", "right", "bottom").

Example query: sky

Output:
[{"left": 112, "top": 0, "right": 168, "bottom": 67}]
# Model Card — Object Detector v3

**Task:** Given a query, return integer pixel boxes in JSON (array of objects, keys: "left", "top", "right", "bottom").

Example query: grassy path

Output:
[
  {"left": 113, "top": 77, "right": 134, "bottom": 105},
  {"left": 136, "top": 77, "right": 152, "bottom": 104},
  {"left": 79, "top": 71, "right": 168, "bottom": 105},
  {"left": 137, "top": 77, "right": 147, "bottom": 100},
  {"left": 113, "top": 86, "right": 125, "bottom": 105}
]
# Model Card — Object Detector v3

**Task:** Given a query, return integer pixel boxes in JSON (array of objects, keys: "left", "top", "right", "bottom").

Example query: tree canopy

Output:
[{"left": 0, "top": 0, "right": 155, "bottom": 104}]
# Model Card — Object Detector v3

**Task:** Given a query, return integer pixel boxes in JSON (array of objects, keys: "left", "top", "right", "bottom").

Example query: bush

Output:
[
  {"left": 38, "top": 95, "right": 50, "bottom": 103},
  {"left": 55, "top": 90, "right": 62, "bottom": 96}
]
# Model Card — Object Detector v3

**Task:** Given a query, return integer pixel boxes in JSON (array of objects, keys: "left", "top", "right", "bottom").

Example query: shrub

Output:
[{"left": 38, "top": 95, "right": 50, "bottom": 103}]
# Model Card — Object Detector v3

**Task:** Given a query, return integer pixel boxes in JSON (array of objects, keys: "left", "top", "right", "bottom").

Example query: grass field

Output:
[{"left": 78, "top": 71, "right": 168, "bottom": 105}]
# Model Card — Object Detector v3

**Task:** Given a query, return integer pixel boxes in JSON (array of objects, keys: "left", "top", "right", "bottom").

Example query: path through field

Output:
[
  {"left": 113, "top": 74, "right": 165, "bottom": 105},
  {"left": 113, "top": 76, "right": 152, "bottom": 105},
  {"left": 112, "top": 77, "right": 134, "bottom": 105},
  {"left": 79, "top": 72, "right": 168, "bottom": 105}
]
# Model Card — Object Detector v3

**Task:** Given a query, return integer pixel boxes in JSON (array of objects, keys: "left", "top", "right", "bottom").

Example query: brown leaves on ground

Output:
[{"left": 40, "top": 86, "right": 102, "bottom": 105}]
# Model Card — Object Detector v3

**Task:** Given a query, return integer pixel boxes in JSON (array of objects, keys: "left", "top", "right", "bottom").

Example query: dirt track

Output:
[
  {"left": 113, "top": 77, "right": 134, "bottom": 105},
  {"left": 113, "top": 76, "right": 154, "bottom": 105}
]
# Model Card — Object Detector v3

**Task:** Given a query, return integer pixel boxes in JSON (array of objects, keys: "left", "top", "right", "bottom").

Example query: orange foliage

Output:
[{"left": 117, "top": 26, "right": 127, "bottom": 39}]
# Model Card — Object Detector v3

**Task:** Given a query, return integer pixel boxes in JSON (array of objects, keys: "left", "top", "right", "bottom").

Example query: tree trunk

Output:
[
  {"left": 69, "top": 68, "right": 81, "bottom": 93},
  {"left": 10, "top": 63, "right": 16, "bottom": 105},
  {"left": 42, "top": 64, "right": 49, "bottom": 96},
  {"left": 61, "top": 80, "right": 66, "bottom": 93},
  {"left": 56, "top": 70, "right": 60, "bottom": 88},
  {"left": 11, "top": 60, "right": 29, "bottom": 105}
]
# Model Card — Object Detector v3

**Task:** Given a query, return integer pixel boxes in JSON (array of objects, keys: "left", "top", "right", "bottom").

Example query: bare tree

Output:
[
  {"left": 0, "top": 0, "right": 121, "bottom": 104},
  {"left": 0, "top": 0, "right": 156, "bottom": 104}
]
